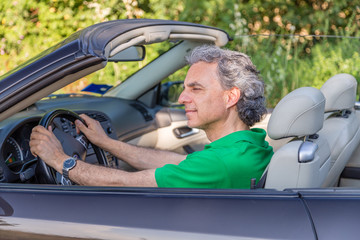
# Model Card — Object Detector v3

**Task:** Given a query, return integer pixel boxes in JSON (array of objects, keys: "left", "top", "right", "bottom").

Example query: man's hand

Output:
[
  {"left": 75, "top": 114, "right": 111, "bottom": 150},
  {"left": 29, "top": 125, "right": 69, "bottom": 173}
]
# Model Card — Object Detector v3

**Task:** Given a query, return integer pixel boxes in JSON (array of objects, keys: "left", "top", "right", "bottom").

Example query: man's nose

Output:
[{"left": 178, "top": 90, "right": 189, "bottom": 104}]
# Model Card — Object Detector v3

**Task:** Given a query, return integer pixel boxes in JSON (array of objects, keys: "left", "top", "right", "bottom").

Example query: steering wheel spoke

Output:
[{"left": 52, "top": 127, "right": 88, "bottom": 161}]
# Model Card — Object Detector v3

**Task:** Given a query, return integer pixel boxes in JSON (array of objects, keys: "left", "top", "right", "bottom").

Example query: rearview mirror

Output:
[{"left": 108, "top": 46, "right": 145, "bottom": 62}]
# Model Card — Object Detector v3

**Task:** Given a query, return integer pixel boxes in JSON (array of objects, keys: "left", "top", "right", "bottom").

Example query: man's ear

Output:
[{"left": 225, "top": 87, "right": 241, "bottom": 109}]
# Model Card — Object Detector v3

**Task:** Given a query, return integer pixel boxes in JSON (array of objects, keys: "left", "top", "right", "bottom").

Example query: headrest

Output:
[
  {"left": 268, "top": 87, "right": 325, "bottom": 140},
  {"left": 320, "top": 73, "right": 357, "bottom": 112}
]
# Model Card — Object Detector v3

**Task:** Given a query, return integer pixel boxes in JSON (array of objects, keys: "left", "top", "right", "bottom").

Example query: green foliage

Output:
[
  {"left": 236, "top": 34, "right": 360, "bottom": 107},
  {"left": 0, "top": 0, "right": 359, "bottom": 105},
  {"left": 0, "top": 0, "right": 143, "bottom": 74}
]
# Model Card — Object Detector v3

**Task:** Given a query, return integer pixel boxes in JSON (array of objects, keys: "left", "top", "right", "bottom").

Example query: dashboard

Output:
[
  {"left": 0, "top": 93, "right": 158, "bottom": 183},
  {"left": 0, "top": 109, "right": 119, "bottom": 184},
  {"left": 3, "top": 121, "right": 37, "bottom": 173},
  {"left": 0, "top": 93, "right": 192, "bottom": 184}
]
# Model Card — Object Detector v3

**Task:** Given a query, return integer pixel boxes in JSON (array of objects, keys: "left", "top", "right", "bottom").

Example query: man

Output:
[{"left": 30, "top": 45, "right": 273, "bottom": 188}]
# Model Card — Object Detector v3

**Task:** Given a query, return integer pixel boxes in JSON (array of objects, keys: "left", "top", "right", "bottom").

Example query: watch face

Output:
[{"left": 64, "top": 158, "right": 76, "bottom": 169}]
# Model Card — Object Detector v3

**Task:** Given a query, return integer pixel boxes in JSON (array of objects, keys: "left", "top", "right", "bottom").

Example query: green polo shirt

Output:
[{"left": 155, "top": 128, "right": 273, "bottom": 189}]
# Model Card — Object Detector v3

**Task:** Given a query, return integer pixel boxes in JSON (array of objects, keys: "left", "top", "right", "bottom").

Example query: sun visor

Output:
[{"left": 106, "top": 25, "right": 229, "bottom": 60}]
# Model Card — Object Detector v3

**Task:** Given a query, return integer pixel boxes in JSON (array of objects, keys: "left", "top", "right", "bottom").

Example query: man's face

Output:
[{"left": 178, "top": 61, "right": 229, "bottom": 130}]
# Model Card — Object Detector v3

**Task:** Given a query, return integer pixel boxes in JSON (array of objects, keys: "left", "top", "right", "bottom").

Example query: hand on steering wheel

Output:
[{"left": 33, "top": 109, "right": 108, "bottom": 185}]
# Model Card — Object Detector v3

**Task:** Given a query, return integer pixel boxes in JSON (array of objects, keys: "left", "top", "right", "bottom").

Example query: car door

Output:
[
  {"left": 300, "top": 189, "right": 360, "bottom": 240},
  {"left": 0, "top": 185, "right": 316, "bottom": 239},
  {"left": 126, "top": 107, "right": 209, "bottom": 154}
]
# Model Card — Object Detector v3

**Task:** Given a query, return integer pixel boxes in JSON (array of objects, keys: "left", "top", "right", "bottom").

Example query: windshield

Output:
[{"left": 52, "top": 41, "right": 177, "bottom": 96}]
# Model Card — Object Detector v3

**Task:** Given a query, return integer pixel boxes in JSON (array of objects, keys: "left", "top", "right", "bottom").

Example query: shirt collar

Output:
[{"left": 205, "top": 128, "right": 268, "bottom": 149}]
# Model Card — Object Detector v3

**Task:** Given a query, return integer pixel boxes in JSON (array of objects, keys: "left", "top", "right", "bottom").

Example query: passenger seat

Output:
[
  {"left": 265, "top": 87, "right": 331, "bottom": 190},
  {"left": 319, "top": 73, "right": 360, "bottom": 187}
]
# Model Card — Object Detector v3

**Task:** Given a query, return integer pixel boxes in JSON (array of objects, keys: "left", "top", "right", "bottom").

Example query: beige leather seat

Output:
[
  {"left": 265, "top": 87, "right": 331, "bottom": 190},
  {"left": 319, "top": 73, "right": 360, "bottom": 187}
]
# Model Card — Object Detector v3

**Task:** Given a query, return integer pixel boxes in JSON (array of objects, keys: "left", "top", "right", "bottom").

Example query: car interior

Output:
[
  {"left": 1, "top": 22, "right": 360, "bottom": 191},
  {"left": 0, "top": 23, "right": 227, "bottom": 185}
]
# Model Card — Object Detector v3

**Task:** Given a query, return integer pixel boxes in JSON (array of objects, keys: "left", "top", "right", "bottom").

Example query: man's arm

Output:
[
  {"left": 69, "top": 161, "right": 157, "bottom": 186},
  {"left": 96, "top": 137, "right": 185, "bottom": 170},
  {"left": 75, "top": 114, "right": 186, "bottom": 170},
  {"left": 30, "top": 125, "right": 158, "bottom": 187}
]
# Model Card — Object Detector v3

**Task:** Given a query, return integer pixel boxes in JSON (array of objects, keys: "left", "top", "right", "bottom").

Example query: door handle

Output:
[{"left": 173, "top": 127, "right": 199, "bottom": 138}]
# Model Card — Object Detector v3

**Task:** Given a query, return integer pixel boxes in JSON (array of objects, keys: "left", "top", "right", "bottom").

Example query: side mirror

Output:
[
  {"left": 108, "top": 46, "right": 145, "bottom": 62},
  {"left": 160, "top": 81, "right": 184, "bottom": 107}
]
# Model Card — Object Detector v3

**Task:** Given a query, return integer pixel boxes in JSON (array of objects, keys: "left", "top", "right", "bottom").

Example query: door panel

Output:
[
  {"left": 155, "top": 120, "right": 209, "bottom": 153},
  {"left": 128, "top": 120, "right": 209, "bottom": 154},
  {"left": 0, "top": 186, "right": 316, "bottom": 239},
  {"left": 301, "top": 190, "right": 360, "bottom": 240}
]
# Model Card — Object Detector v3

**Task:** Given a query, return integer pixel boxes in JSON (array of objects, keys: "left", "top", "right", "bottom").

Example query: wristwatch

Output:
[{"left": 62, "top": 157, "right": 77, "bottom": 180}]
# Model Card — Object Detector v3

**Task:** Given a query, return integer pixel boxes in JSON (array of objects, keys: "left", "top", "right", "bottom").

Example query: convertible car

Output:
[{"left": 1, "top": 19, "right": 360, "bottom": 239}]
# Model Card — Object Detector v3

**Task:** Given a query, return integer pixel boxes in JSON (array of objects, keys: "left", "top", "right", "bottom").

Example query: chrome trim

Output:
[
  {"left": 298, "top": 141, "right": 318, "bottom": 163},
  {"left": 179, "top": 128, "right": 200, "bottom": 138},
  {"left": 355, "top": 101, "right": 360, "bottom": 110}
]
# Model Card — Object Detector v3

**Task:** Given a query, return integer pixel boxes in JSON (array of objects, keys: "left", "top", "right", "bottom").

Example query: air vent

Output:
[{"left": 87, "top": 112, "right": 108, "bottom": 122}]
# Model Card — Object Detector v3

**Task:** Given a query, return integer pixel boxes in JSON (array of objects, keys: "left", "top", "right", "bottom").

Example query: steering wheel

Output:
[{"left": 35, "top": 109, "right": 108, "bottom": 185}]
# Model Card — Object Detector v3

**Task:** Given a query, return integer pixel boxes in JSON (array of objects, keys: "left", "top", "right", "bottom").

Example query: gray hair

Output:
[{"left": 186, "top": 45, "right": 266, "bottom": 127}]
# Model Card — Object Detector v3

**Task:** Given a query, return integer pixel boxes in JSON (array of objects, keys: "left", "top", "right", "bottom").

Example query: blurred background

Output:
[{"left": 0, "top": 0, "right": 359, "bottom": 107}]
